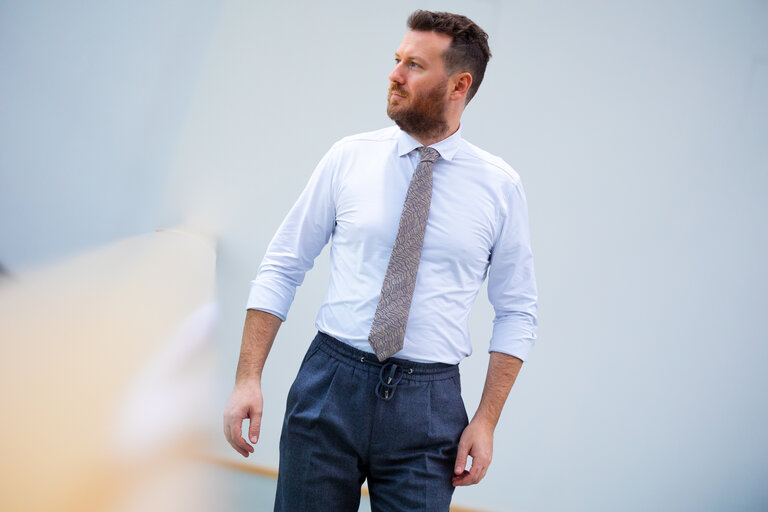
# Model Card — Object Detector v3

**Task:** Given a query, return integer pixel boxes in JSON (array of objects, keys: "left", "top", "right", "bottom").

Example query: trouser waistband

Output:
[{"left": 313, "top": 331, "right": 459, "bottom": 382}]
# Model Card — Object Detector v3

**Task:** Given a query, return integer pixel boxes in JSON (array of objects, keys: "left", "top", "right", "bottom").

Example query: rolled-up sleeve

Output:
[
  {"left": 486, "top": 178, "right": 538, "bottom": 361},
  {"left": 246, "top": 146, "right": 338, "bottom": 320}
]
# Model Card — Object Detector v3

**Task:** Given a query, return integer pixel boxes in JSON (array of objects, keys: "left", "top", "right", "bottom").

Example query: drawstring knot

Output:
[{"left": 375, "top": 362, "right": 405, "bottom": 401}]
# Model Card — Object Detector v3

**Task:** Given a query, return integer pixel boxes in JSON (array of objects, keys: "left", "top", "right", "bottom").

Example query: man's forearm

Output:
[
  {"left": 235, "top": 309, "right": 283, "bottom": 384},
  {"left": 472, "top": 351, "right": 523, "bottom": 428},
  {"left": 223, "top": 309, "right": 282, "bottom": 456},
  {"left": 452, "top": 351, "right": 523, "bottom": 486}
]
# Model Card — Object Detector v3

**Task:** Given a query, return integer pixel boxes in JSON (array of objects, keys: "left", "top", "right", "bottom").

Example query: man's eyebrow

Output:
[{"left": 394, "top": 53, "right": 426, "bottom": 64}]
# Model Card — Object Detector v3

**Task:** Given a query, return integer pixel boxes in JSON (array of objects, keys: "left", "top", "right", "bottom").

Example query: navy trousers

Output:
[{"left": 274, "top": 332, "right": 469, "bottom": 512}]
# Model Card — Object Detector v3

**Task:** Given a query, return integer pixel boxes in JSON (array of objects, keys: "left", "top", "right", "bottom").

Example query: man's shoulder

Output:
[
  {"left": 458, "top": 138, "right": 522, "bottom": 185},
  {"left": 332, "top": 126, "right": 400, "bottom": 149},
  {"left": 315, "top": 127, "right": 397, "bottom": 171}
]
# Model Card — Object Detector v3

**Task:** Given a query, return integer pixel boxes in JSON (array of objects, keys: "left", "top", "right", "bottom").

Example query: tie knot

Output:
[{"left": 418, "top": 146, "right": 440, "bottom": 164}]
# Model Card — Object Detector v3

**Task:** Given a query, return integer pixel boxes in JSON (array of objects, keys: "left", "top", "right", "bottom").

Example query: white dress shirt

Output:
[{"left": 247, "top": 126, "right": 538, "bottom": 364}]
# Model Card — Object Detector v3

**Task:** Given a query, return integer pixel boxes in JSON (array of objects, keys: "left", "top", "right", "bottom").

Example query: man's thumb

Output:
[
  {"left": 454, "top": 445, "right": 469, "bottom": 475},
  {"left": 248, "top": 412, "right": 261, "bottom": 444}
]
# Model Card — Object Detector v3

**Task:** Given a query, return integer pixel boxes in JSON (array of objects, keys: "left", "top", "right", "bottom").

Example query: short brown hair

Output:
[{"left": 407, "top": 10, "right": 491, "bottom": 104}]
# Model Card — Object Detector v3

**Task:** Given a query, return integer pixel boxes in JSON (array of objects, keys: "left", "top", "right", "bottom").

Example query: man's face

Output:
[{"left": 387, "top": 30, "right": 452, "bottom": 138}]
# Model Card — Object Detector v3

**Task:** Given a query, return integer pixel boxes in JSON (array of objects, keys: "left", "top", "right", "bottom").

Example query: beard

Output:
[{"left": 387, "top": 79, "right": 449, "bottom": 141}]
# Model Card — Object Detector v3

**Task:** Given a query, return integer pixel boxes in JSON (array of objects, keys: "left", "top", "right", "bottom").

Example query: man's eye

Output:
[
  {"left": 409, "top": 62, "right": 420, "bottom": 69},
  {"left": 394, "top": 58, "right": 401, "bottom": 64}
]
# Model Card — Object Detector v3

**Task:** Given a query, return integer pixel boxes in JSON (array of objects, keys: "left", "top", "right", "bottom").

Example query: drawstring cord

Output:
[{"left": 374, "top": 362, "right": 413, "bottom": 401}]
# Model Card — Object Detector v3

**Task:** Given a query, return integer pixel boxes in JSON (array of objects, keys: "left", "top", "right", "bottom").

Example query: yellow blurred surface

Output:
[{"left": 0, "top": 229, "right": 218, "bottom": 511}]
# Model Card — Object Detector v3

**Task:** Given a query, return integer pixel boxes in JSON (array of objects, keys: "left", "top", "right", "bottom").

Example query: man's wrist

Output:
[
  {"left": 469, "top": 412, "right": 498, "bottom": 431},
  {"left": 234, "top": 374, "right": 263, "bottom": 388}
]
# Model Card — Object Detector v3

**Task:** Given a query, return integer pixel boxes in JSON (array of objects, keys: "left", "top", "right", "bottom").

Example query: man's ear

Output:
[{"left": 450, "top": 72, "right": 472, "bottom": 102}]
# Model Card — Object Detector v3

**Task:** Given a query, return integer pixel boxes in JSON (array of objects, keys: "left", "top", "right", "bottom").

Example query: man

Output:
[{"left": 224, "top": 10, "right": 537, "bottom": 512}]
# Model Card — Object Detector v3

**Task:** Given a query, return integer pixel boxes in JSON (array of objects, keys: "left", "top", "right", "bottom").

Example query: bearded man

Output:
[{"left": 224, "top": 10, "right": 538, "bottom": 512}]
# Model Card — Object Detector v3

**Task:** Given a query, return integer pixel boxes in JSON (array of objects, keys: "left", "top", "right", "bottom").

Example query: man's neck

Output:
[{"left": 409, "top": 121, "right": 460, "bottom": 147}]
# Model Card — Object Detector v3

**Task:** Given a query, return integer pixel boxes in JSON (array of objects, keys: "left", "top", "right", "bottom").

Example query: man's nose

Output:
[{"left": 388, "top": 62, "right": 405, "bottom": 84}]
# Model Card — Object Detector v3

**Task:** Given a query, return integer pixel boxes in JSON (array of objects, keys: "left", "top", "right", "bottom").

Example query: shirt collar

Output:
[{"left": 396, "top": 125, "right": 463, "bottom": 162}]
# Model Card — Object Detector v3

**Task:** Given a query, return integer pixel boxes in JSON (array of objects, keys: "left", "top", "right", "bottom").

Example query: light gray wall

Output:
[
  {"left": 0, "top": 1, "right": 219, "bottom": 269},
  {"left": 1, "top": 1, "right": 767, "bottom": 510}
]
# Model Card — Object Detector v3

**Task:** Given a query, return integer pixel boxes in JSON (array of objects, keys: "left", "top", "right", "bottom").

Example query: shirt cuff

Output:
[
  {"left": 488, "top": 320, "right": 536, "bottom": 362},
  {"left": 245, "top": 279, "right": 294, "bottom": 321}
]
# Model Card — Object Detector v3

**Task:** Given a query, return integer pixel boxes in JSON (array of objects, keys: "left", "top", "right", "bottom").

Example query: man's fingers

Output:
[
  {"left": 222, "top": 417, "right": 236, "bottom": 448},
  {"left": 454, "top": 441, "right": 469, "bottom": 476},
  {"left": 468, "top": 453, "right": 490, "bottom": 485},
  {"left": 452, "top": 454, "right": 489, "bottom": 486},
  {"left": 452, "top": 469, "right": 471, "bottom": 486},
  {"left": 224, "top": 422, "right": 248, "bottom": 457},
  {"left": 224, "top": 422, "right": 244, "bottom": 456},
  {"left": 452, "top": 470, "right": 481, "bottom": 486},
  {"left": 233, "top": 422, "right": 255, "bottom": 454},
  {"left": 452, "top": 467, "right": 481, "bottom": 486},
  {"left": 468, "top": 459, "right": 485, "bottom": 484},
  {"left": 228, "top": 438, "right": 249, "bottom": 458},
  {"left": 224, "top": 416, "right": 254, "bottom": 457}
]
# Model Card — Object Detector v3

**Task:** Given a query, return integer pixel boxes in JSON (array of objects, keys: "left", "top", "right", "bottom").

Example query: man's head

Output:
[
  {"left": 387, "top": 11, "right": 491, "bottom": 143},
  {"left": 406, "top": 10, "right": 491, "bottom": 105}
]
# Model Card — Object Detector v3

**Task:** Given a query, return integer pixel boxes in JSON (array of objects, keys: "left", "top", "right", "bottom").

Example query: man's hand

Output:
[
  {"left": 452, "top": 418, "right": 494, "bottom": 486},
  {"left": 223, "top": 309, "right": 282, "bottom": 457},
  {"left": 452, "top": 351, "right": 523, "bottom": 486},
  {"left": 223, "top": 382, "right": 263, "bottom": 457}
]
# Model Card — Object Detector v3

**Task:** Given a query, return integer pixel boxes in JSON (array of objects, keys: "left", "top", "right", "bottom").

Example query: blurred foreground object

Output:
[{"left": 0, "top": 229, "right": 218, "bottom": 512}]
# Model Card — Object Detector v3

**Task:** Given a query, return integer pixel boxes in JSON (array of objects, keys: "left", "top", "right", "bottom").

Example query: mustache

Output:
[{"left": 388, "top": 84, "right": 407, "bottom": 97}]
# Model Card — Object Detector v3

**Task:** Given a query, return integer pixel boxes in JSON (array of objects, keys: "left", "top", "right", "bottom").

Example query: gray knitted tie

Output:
[{"left": 368, "top": 146, "right": 440, "bottom": 361}]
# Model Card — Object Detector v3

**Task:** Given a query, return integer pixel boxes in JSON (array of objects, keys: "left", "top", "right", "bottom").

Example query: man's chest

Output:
[{"left": 332, "top": 159, "right": 502, "bottom": 271}]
